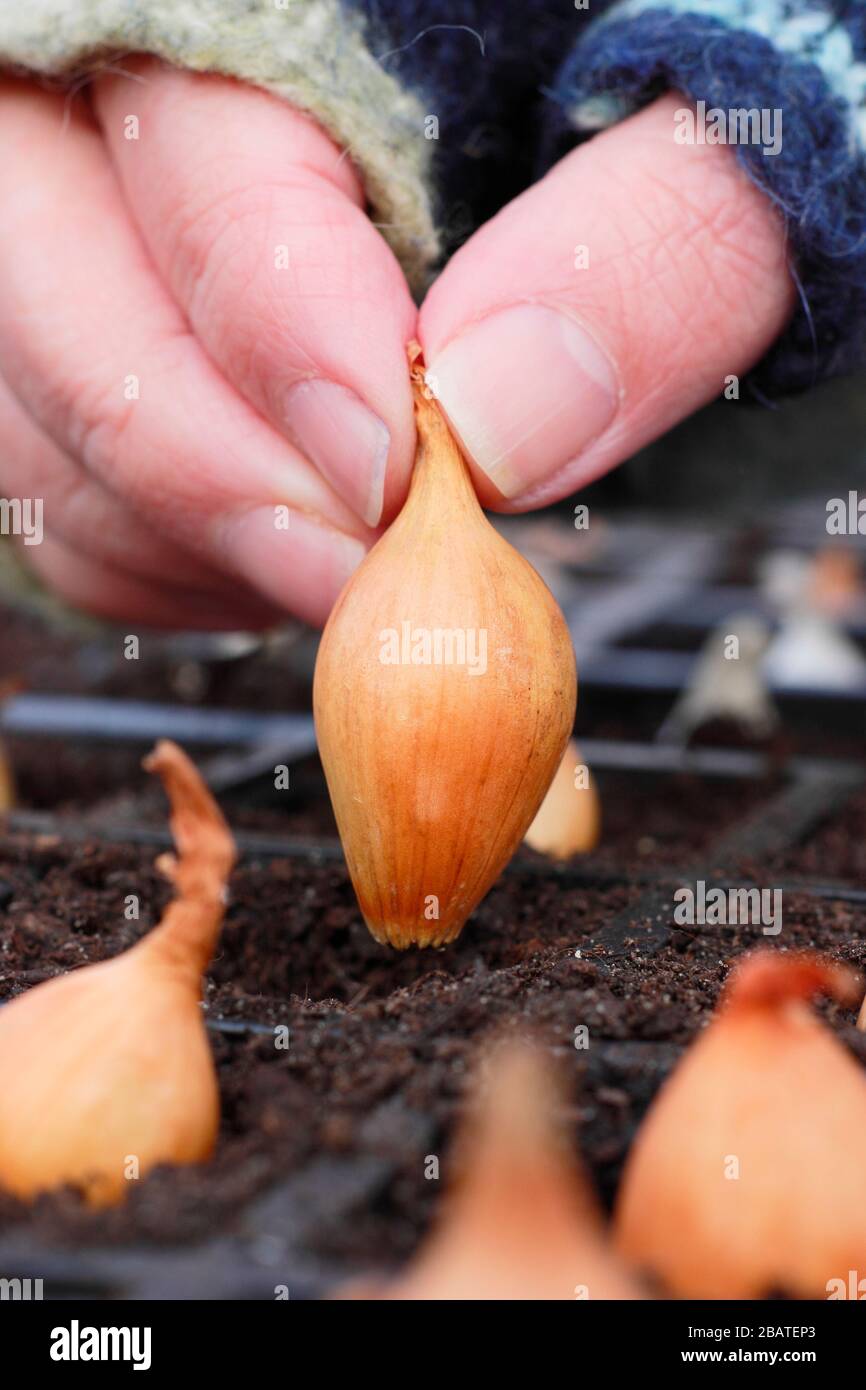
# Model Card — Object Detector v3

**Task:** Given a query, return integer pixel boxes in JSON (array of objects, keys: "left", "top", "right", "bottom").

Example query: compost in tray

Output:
[{"left": 1, "top": 493, "right": 866, "bottom": 1300}]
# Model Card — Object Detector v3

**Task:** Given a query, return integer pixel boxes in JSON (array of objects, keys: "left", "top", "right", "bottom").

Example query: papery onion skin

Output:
[
  {"left": 615, "top": 951, "right": 866, "bottom": 1299},
  {"left": 0, "top": 741, "right": 235, "bottom": 1206},
  {"left": 345, "top": 1041, "right": 644, "bottom": 1300},
  {"left": 314, "top": 350, "right": 577, "bottom": 949},
  {"left": 524, "top": 738, "right": 600, "bottom": 858}
]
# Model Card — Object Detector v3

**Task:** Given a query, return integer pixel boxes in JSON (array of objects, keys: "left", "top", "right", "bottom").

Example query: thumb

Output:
[{"left": 419, "top": 94, "right": 794, "bottom": 510}]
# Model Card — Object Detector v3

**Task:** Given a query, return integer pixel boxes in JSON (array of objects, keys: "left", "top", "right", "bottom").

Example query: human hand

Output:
[
  {"left": 0, "top": 59, "right": 417, "bottom": 628},
  {"left": 419, "top": 94, "right": 795, "bottom": 510},
  {"left": 0, "top": 76, "right": 794, "bottom": 630}
]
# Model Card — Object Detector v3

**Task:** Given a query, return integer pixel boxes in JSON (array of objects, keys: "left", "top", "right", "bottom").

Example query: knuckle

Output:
[
  {"left": 167, "top": 181, "right": 269, "bottom": 316},
  {"left": 52, "top": 369, "right": 136, "bottom": 479},
  {"left": 582, "top": 154, "right": 788, "bottom": 364},
  {"left": 167, "top": 172, "right": 376, "bottom": 337},
  {"left": 641, "top": 161, "right": 785, "bottom": 317}
]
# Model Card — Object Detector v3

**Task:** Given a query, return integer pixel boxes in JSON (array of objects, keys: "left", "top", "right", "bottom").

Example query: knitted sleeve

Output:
[
  {"left": 542, "top": 0, "right": 866, "bottom": 395},
  {"left": 2, "top": 1, "right": 865, "bottom": 395},
  {"left": 0, "top": 0, "right": 441, "bottom": 293}
]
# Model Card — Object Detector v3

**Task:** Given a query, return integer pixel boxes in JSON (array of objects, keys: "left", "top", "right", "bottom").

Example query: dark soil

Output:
[
  {"left": 1, "top": 599, "right": 865, "bottom": 1294},
  {"left": 769, "top": 787, "right": 866, "bottom": 883},
  {"left": 2, "top": 774, "right": 865, "bottom": 1287}
]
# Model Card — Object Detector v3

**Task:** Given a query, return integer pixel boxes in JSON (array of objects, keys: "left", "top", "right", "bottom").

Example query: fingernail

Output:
[
  {"left": 221, "top": 506, "right": 367, "bottom": 627},
  {"left": 283, "top": 380, "right": 390, "bottom": 527},
  {"left": 428, "top": 305, "right": 619, "bottom": 499}
]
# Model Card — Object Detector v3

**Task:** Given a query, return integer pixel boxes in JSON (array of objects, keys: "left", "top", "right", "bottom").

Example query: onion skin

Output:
[
  {"left": 314, "top": 351, "right": 577, "bottom": 948},
  {"left": 615, "top": 951, "right": 866, "bottom": 1298},
  {"left": 0, "top": 747, "right": 12, "bottom": 813},
  {"left": 0, "top": 741, "right": 235, "bottom": 1206},
  {"left": 346, "top": 1042, "right": 644, "bottom": 1300},
  {"left": 0, "top": 680, "right": 20, "bottom": 812},
  {"left": 524, "top": 738, "right": 600, "bottom": 858}
]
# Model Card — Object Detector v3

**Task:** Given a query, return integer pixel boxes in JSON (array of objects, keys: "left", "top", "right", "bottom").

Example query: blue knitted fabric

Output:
[
  {"left": 349, "top": 2, "right": 572, "bottom": 249},
  {"left": 545, "top": 1, "right": 866, "bottom": 396},
  {"left": 351, "top": 0, "right": 866, "bottom": 398},
  {"left": 4, "top": 0, "right": 863, "bottom": 396}
]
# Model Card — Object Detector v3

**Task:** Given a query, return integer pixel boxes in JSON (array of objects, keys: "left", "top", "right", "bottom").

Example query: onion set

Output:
[
  {"left": 524, "top": 738, "right": 600, "bottom": 858},
  {"left": 314, "top": 346, "right": 577, "bottom": 948},
  {"left": 615, "top": 950, "right": 866, "bottom": 1298},
  {"left": 0, "top": 740, "right": 235, "bottom": 1206},
  {"left": 368, "top": 1041, "right": 643, "bottom": 1300}
]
